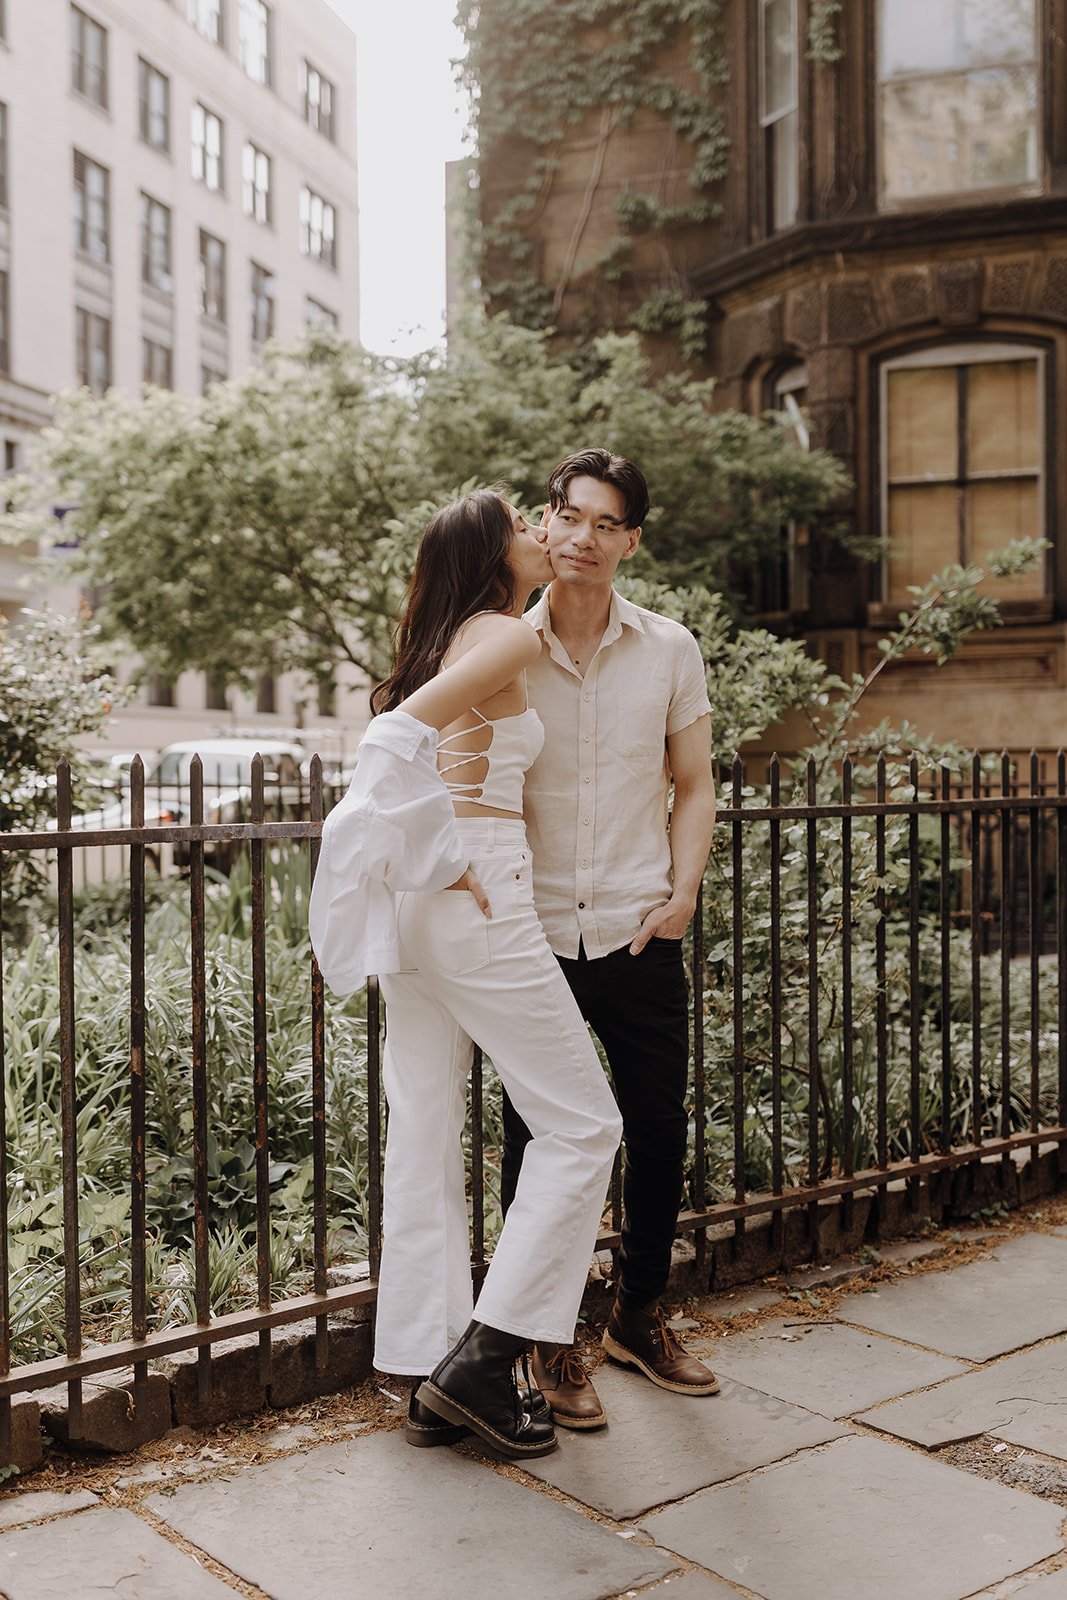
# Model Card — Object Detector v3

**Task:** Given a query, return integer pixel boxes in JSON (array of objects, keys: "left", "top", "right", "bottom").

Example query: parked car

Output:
[{"left": 61, "top": 739, "right": 308, "bottom": 873}]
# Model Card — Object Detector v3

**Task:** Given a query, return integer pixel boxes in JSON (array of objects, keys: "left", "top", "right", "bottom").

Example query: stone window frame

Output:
[
  {"left": 871, "top": 336, "right": 1054, "bottom": 625},
  {"left": 758, "top": 0, "right": 799, "bottom": 233}
]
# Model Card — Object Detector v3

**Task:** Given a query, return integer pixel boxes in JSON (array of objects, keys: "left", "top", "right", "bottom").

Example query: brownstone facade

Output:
[{"left": 478, "top": 0, "right": 1067, "bottom": 755}]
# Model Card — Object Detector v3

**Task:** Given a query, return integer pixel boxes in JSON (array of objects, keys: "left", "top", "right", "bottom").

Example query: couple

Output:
[{"left": 310, "top": 447, "right": 718, "bottom": 1460}]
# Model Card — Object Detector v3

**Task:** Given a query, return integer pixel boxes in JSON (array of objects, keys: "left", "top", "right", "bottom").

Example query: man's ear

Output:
[
  {"left": 540, "top": 503, "right": 552, "bottom": 527},
  {"left": 623, "top": 526, "right": 643, "bottom": 559}
]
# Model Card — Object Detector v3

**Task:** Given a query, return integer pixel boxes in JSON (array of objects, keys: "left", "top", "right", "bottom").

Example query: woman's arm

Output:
[{"left": 399, "top": 615, "right": 539, "bottom": 731}]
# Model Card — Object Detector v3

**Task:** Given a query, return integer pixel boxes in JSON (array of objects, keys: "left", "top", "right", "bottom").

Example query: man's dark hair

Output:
[{"left": 546, "top": 447, "right": 650, "bottom": 531}]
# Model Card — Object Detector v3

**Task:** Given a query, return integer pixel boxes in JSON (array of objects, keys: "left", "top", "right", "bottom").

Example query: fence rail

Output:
[{"left": 0, "top": 750, "right": 1065, "bottom": 1456}]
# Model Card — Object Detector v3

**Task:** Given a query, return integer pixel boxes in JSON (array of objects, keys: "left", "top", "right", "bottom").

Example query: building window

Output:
[
  {"left": 142, "top": 337, "right": 173, "bottom": 389},
  {"left": 75, "top": 307, "right": 111, "bottom": 395},
  {"left": 148, "top": 673, "right": 175, "bottom": 708},
  {"left": 879, "top": 0, "right": 1039, "bottom": 205},
  {"left": 299, "top": 186, "right": 336, "bottom": 268},
  {"left": 881, "top": 343, "right": 1046, "bottom": 604},
  {"left": 71, "top": 6, "right": 108, "bottom": 109},
  {"left": 140, "top": 193, "right": 172, "bottom": 291},
  {"left": 188, "top": 0, "right": 222, "bottom": 45},
  {"left": 0, "top": 104, "right": 8, "bottom": 210},
  {"left": 249, "top": 262, "right": 274, "bottom": 345},
  {"left": 201, "top": 363, "right": 226, "bottom": 393},
  {"left": 238, "top": 0, "right": 271, "bottom": 86},
  {"left": 0, "top": 271, "right": 8, "bottom": 374},
  {"left": 138, "top": 59, "right": 170, "bottom": 152},
  {"left": 301, "top": 60, "right": 334, "bottom": 140},
  {"left": 198, "top": 230, "right": 226, "bottom": 322},
  {"left": 305, "top": 297, "right": 338, "bottom": 329},
  {"left": 256, "top": 670, "right": 276, "bottom": 714},
  {"left": 73, "top": 151, "right": 110, "bottom": 263},
  {"left": 740, "top": 364, "right": 810, "bottom": 615},
  {"left": 0, "top": 2, "right": 6, "bottom": 42},
  {"left": 759, "top": 0, "right": 798, "bottom": 232},
  {"left": 205, "top": 672, "right": 228, "bottom": 711},
  {"left": 317, "top": 678, "right": 336, "bottom": 718},
  {"left": 242, "top": 141, "right": 271, "bottom": 223},
  {"left": 192, "top": 103, "right": 224, "bottom": 192}
]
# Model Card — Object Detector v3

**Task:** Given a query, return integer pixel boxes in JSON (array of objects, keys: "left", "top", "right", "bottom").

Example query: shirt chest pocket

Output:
[{"left": 612, "top": 684, "right": 669, "bottom": 768}]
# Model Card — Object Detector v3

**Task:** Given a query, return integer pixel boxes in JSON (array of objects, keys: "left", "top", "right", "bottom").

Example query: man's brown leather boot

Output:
[
  {"left": 602, "top": 1300, "right": 720, "bottom": 1395},
  {"left": 531, "top": 1343, "right": 607, "bottom": 1430}
]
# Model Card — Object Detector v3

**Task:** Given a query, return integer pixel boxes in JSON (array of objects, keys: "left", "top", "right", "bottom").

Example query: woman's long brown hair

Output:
[{"left": 370, "top": 490, "right": 517, "bottom": 714}]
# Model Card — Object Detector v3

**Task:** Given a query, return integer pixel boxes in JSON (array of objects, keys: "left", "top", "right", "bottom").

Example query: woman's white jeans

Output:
[{"left": 374, "top": 818, "right": 623, "bottom": 1376}]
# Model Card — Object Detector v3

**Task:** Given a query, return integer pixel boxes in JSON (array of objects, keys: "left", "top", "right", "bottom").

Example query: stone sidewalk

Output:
[{"left": 4, "top": 1217, "right": 1067, "bottom": 1600}]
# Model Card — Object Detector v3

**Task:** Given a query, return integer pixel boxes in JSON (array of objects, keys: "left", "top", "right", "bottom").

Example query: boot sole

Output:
[
  {"left": 550, "top": 1408, "right": 608, "bottom": 1431},
  {"left": 601, "top": 1333, "right": 721, "bottom": 1396},
  {"left": 403, "top": 1418, "right": 469, "bottom": 1448},
  {"left": 416, "top": 1381, "right": 558, "bottom": 1459}
]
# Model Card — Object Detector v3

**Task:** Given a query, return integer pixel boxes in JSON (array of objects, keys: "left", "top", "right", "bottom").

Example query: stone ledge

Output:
[{"left": 38, "top": 1371, "right": 171, "bottom": 1455}]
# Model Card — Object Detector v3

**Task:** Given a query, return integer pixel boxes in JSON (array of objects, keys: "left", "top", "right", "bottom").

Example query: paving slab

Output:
[
  {"left": 835, "top": 1234, "right": 1067, "bottom": 1360},
  {"left": 0, "top": 1489, "right": 98, "bottom": 1532},
  {"left": 856, "top": 1338, "right": 1067, "bottom": 1456},
  {"left": 0, "top": 1506, "right": 239, "bottom": 1599},
  {"left": 708, "top": 1317, "right": 968, "bottom": 1418},
  {"left": 148, "top": 1429, "right": 676, "bottom": 1600},
  {"left": 642, "top": 1434, "right": 1064, "bottom": 1600},
  {"left": 615, "top": 1572, "right": 747, "bottom": 1600},
  {"left": 1015, "top": 1570, "right": 1067, "bottom": 1598},
  {"left": 519, "top": 1360, "right": 844, "bottom": 1519}
]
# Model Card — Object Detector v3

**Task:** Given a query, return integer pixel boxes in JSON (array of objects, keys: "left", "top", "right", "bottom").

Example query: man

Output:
[{"left": 500, "top": 446, "right": 719, "bottom": 1429}]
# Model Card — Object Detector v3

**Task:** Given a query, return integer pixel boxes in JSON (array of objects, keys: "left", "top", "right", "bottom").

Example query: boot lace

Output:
[
  {"left": 545, "top": 1345, "right": 587, "bottom": 1388},
  {"left": 649, "top": 1304, "right": 683, "bottom": 1360}
]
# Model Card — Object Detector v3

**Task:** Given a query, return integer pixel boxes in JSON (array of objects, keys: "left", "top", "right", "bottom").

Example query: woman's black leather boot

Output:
[{"left": 416, "top": 1321, "right": 557, "bottom": 1459}]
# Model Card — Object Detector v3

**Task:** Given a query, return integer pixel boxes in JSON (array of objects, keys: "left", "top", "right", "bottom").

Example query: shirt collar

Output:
[{"left": 526, "top": 585, "right": 648, "bottom": 647}]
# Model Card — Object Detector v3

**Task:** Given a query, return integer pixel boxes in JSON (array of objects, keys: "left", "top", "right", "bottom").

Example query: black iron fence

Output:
[{"left": 0, "top": 749, "right": 1065, "bottom": 1461}]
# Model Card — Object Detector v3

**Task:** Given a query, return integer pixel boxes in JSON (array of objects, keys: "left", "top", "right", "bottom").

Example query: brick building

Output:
[{"left": 475, "top": 0, "right": 1067, "bottom": 755}]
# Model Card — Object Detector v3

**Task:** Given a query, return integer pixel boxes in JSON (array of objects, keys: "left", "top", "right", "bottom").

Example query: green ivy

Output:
[
  {"left": 457, "top": 0, "right": 731, "bottom": 354},
  {"left": 806, "top": 0, "right": 843, "bottom": 63}
]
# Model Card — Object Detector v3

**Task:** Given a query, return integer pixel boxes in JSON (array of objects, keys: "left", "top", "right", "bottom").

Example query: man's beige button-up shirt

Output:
[{"left": 523, "top": 588, "right": 711, "bottom": 960}]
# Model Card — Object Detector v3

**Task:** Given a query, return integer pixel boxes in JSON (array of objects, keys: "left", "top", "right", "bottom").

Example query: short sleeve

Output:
[{"left": 665, "top": 628, "right": 711, "bottom": 737}]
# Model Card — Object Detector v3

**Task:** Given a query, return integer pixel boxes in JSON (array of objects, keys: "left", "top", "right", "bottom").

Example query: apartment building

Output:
[{"left": 0, "top": 0, "right": 367, "bottom": 761}]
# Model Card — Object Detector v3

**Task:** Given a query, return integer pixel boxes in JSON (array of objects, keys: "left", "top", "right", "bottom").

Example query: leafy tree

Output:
[
  {"left": 0, "top": 610, "right": 121, "bottom": 918},
  {"left": 8, "top": 320, "right": 847, "bottom": 688}
]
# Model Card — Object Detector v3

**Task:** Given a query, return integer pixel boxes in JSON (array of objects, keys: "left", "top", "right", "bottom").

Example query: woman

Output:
[{"left": 309, "top": 490, "right": 622, "bottom": 1461}]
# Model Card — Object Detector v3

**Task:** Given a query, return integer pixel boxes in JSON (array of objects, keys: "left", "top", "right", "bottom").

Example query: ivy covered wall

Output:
[{"left": 457, "top": 0, "right": 844, "bottom": 363}]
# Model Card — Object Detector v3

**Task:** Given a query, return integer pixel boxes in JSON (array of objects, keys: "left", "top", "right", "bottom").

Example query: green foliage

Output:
[
  {"left": 0, "top": 610, "right": 121, "bottom": 918},
  {"left": 3, "top": 852, "right": 373, "bottom": 1362},
  {"left": 11, "top": 321, "right": 848, "bottom": 689},
  {"left": 456, "top": 0, "right": 729, "bottom": 350},
  {"left": 807, "top": 0, "right": 844, "bottom": 63}
]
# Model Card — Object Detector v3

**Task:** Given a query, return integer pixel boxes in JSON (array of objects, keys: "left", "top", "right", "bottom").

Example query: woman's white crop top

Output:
[{"left": 437, "top": 705, "right": 545, "bottom": 814}]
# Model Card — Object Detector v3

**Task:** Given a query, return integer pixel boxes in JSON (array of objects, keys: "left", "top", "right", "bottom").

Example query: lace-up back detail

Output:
[{"left": 438, "top": 704, "right": 545, "bottom": 815}]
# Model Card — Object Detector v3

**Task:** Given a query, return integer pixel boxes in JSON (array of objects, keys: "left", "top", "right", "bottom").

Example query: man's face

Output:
[{"left": 543, "top": 475, "right": 642, "bottom": 588}]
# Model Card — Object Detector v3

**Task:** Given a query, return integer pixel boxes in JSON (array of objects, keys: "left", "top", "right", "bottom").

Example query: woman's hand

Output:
[{"left": 445, "top": 866, "right": 492, "bottom": 917}]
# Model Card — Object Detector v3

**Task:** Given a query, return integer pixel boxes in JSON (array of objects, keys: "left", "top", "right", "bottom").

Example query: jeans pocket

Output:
[{"left": 420, "top": 890, "right": 492, "bottom": 975}]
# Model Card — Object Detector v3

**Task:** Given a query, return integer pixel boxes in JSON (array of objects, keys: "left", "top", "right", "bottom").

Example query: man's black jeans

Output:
[{"left": 500, "top": 936, "right": 690, "bottom": 1311}]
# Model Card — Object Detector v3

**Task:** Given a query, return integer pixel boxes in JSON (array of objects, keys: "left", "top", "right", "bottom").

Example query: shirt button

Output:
[
  {"left": 578, "top": 901, "right": 585, "bottom": 909},
  {"left": 583, "top": 776, "right": 591, "bottom": 784},
  {"left": 583, "top": 734, "right": 591, "bottom": 743},
  {"left": 583, "top": 693, "right": 590, "bottom": 702},
  {"left": 580, "top": 859, "right": 588, "bottom": 869},
  {"left": 583, "top": 817, "right": 590, "bottom": 825}
]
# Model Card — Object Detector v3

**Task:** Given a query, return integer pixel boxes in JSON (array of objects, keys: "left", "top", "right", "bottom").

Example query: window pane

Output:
[
  {"left": 762, "top": 0, "right": 795, "bottom": 118},
  {"left": 969, "top": 480, "right": 1043, "bottom": 596},
  {"left": 887, "top": 366, "right": 958, "bottom": 481},
  {"left": 880, "top": 0, "right": 1035, "bottom": 77},
  {"left": 882, "top": 66, "right": 1038, "bottom": 200},
  {"left": 887, "top": 484, "right": 960, "bottom": 598},
  {"left": 968, "top": 359, "right": 1039, "bottom": 475},
  {"left": 770, "top": 111, "right": 798, "bottom": 230}
]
